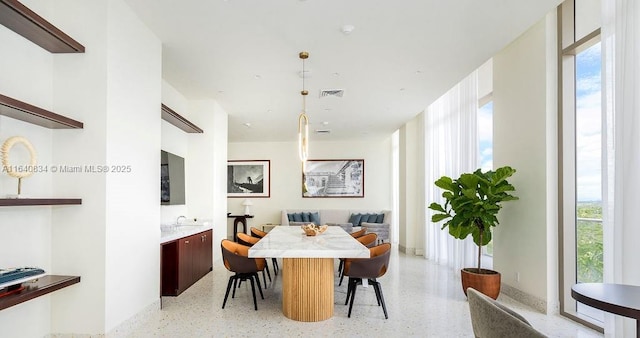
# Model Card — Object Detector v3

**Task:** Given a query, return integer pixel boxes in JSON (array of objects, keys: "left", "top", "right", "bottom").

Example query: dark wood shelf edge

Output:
[
  {"left": 0, "top": 198, "right": 82, "bottom": 206},
  {"left": 0, "top": 93, "right": 83, "bottom": 129},
  {"left": 161, "top": 104, "right": 204, "bottom": 134},
  {"left": 0, "top": 0, "right": 85, "bottom": 53},
  {"left": 0, "top": 275, "right": 80, "bottom": 311}
]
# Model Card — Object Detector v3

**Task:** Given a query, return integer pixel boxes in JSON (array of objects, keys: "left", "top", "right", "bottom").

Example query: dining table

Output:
[
  {"left": 572, "top": 283, "right": 640, "bottom": 338},
  {"left": 248, "top": 225, "right": 370, "bottom": 322}
]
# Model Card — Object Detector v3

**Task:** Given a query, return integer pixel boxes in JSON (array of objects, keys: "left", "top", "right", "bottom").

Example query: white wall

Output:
[
  {"left": 188, "top": 100, "right": 228, "bottom": 262},
  {"left": 227, "top": 137, "right": 393, "bottom": 238},
  {"left": 398, "top": 115, "right": 424, "bottom": 255},
  {"left": 103, "top": 0, "right": 162, "bottom": 330},
  {"left": 160, "top": 81, "right": 189, "bottom": 223},
  {"left": 492, "top": 13, "right": 558, "bottom": 312}
]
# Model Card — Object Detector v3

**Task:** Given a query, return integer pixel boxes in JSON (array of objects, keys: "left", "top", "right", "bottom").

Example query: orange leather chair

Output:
[
  {"left": 343, "top": 243, "right": 391, "bottom": 319},
  {"left": 237, "top": 232, "right": 271, "bottom": 285},
  {"left": 338, "top": 233, "right": 378, "bottom": 286},
  {"left": 250, "top": 227, "right": 279, "bottom": 275},
  {"left": 221, "top": 239, "right": 266, "bottom": 310}
]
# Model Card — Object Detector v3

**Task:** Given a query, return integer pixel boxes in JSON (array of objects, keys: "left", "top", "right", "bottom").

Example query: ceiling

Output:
[{"left": 123, "top": 0, "right": 562, "bottom": 142}]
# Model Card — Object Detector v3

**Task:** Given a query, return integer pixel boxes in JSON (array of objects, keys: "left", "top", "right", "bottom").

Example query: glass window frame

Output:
[{"left": 558, "top": 1, "right": 604, "bottom": 332}]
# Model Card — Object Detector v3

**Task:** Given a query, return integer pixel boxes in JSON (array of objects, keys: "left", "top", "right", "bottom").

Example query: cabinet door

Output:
[
  {"left": 193, "top": 230, "right": 213, "bottom": 280},
  {"left": 177, "top": 236, "right": 194, "bottom": 294},
  {"left": 199, "top": 230, "right": 213, "bottom": 275}
]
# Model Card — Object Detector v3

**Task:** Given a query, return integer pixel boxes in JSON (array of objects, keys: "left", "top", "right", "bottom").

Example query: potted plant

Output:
[{"left": 428, "top": 166, "right": 518, "bottom": 299}]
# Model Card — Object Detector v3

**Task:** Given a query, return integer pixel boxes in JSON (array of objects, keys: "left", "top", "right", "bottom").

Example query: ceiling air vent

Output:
[
  {"left": 319, "top": 89, "right": 344, "bottom": 98},
  {"left": 315, "top": 129, "right": 331, "bottom": 134}
]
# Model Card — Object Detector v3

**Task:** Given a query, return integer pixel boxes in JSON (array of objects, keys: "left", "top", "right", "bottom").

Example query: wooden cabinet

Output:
[{"left": 161, "top": 229, "right": 212, "bottom": 296}]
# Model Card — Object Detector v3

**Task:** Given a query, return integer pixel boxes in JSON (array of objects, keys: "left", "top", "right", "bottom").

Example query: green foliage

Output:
[
  {"left": 577, "top": 202, "right": 603, "bottom": 283},
  {"left": 429, "top": 166, "right": 518, "bottom": 271}
]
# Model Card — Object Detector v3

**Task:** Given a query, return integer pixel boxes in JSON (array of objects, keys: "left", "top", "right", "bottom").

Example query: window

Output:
[
  {"left": 574, "top": 41, "right": 604, "bottom": 322},
  {"left": 559, "top": 0, "right": 604, "bottom": 329}
]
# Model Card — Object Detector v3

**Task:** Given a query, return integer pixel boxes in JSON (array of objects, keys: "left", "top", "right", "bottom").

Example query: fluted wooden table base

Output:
[{"left": 282, "top": 258, "right": 334, "bottom": 321}]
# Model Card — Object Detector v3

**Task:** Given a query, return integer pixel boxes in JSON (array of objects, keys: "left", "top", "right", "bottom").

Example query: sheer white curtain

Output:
[
  {"left": 424, "top": 71, "right": 478, "bottom": 274},
  {"left": 601, "top": 0, "right": 640, "bottom": 336}
]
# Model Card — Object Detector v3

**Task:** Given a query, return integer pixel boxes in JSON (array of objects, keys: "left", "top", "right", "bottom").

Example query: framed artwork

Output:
[
  {"left": 302, "top": 159, "right": 364, "bottom": 198},
  {"left": 227, "top": 160, "right": 270, "bottom": 198}
]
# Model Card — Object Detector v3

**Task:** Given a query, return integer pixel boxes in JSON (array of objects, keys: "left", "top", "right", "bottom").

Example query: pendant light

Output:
[{"left": 298, "top": 51, "right": 310, "bottom": 166}]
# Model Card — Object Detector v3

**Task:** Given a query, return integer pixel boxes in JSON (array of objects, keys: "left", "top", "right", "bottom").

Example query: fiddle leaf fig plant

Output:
[{"left": 428, "top": 166, "right": 518, "bottom": 273}]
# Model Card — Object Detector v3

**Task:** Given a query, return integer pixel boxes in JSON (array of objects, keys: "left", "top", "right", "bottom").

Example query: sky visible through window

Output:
[
  {"left": 478, "top": 101, "right": 493, "bottom": 171},
  {"left": 576, "top": 42, "right": 602, "bottom": 203}
]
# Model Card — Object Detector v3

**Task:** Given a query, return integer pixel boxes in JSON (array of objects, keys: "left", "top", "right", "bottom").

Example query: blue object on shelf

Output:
[{"left": 0, "top": 267, "right": 45, "bottom": 285}]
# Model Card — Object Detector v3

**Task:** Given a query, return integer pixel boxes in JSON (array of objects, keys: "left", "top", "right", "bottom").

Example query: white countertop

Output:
[
  {"left": 248, "top": 226, "right": 370, "bottom": 259},
  {"left": 160, "top": 224, "right": 213, "bottom": 244}
]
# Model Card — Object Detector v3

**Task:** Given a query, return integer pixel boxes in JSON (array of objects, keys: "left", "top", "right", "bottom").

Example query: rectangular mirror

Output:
[{"left": 161, "top": 150, "right": 185, "bottom": 205}]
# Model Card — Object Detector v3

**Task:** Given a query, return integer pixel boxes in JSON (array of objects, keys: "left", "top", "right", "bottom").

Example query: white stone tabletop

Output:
[
  {"left": 248, "top": 225, "right": 370, "bottom": 258},
  {"left": 160, "top": 223, "right": 213, "bottom": 244}
]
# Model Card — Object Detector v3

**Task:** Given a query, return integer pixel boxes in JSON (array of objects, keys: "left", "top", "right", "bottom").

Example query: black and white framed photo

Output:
[
  {"left": 227, "top": 160, "right": 270, "bottom": 198},
  {"left": 302, "top": 159, "right": 364, "bottom": 198}
]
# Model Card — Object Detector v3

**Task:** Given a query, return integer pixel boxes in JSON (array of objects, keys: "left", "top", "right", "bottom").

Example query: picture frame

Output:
[
  {"left": 227, "top": 160, "right": 270, "bottom": 198},
  {"left": 302, "top": 159, "right": 364, "bottom": 198}
]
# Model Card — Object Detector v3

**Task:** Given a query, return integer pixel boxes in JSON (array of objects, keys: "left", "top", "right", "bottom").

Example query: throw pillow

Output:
[
  {"left": 302, "top": 212, "right": 311, "bottom": 222},
  {"left": 360, "top": 213, "right": 371, "bottom": 224},
  {"left": 292, "top": 213, "right": 303, "bottom": 222},
  {"left": 310, "top": 212, "right": 321, "bottom": 225},
  {"left": 288, "top": 213, "right": 294, "bottom": 222},
  {"left": 376, "top": 213, "right": 385, "bottom": 223},
  {"left": 348, "top": 213, "right": 362, "bottom": 227}
]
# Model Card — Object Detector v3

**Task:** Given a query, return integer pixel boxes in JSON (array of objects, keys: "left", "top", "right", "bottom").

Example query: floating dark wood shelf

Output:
[
  {"left": 0, "top": 0, "right": 85, "bottom": 53},
  {"left": 161, "top": 104, "right": 204, "bottom": 133},
  {"left": 0, "top": 93, "right": 83, "bottom": 129},
  {"left": 0, "top": 275, "right": 80, "bottom": 311},
  {"left": 0, "top": 198, "right": 82, "bottom": 206}
]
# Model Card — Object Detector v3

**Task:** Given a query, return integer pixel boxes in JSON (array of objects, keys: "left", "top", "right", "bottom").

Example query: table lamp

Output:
[{"left": 242, "top": 199, "right": 253, "bottom": 216}]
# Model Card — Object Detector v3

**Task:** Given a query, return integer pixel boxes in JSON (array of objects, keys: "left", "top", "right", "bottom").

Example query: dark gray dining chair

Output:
[{"left": 467, "top": 287, "right": 547, "bottom": 337}]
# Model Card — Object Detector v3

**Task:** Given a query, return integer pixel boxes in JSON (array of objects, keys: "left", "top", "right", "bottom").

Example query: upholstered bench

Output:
[{"left": 281, "top": 209, "right": 391, "bottom": 243}]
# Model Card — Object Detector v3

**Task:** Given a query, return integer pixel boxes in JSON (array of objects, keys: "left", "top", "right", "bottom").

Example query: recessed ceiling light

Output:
[
  {"left": 254, "top": 74, "right": 262, "bottom": 79},
  {"left": 341, "top": 25, "right": 355, "bottom": 35},
  {"left": 322, "top": 121, "right": 329, "bottom": 126},
  {"left": 243, "top": 122, "right": 251, "bottom": 128}
]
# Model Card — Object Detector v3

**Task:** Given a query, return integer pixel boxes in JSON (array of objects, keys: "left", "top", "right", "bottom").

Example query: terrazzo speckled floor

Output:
[{"left": 109, "top": 249, "right": 603, "bottom": 337}]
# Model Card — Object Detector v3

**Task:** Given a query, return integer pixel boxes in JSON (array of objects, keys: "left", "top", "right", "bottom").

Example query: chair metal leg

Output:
[
  {"left": 372, "top": 279, "right": 382, "bottom": 306},
  {"left": 222, "top": 276, "right": 234, "bottom": 309},
  {"left": 338, "top": 261, "right": 344, "bottom": 286},
  {"left": 249, "top": 275, "right": 258, "bottom": 310},
  {"left": 266, "top": 264, "right": 272, "bottom": 282},
  {"left": 254, "top": 272, "right": 264, "bottom": 299},
  {"left": 348, "top": 278, "right": 358, "bottom": 318},
  {"left": 272, "top": 258, "right": 279, "bottom": 275},
  {"left": 373, "top": 280, "right": 388, "bottom": 319},
  {"left": 345, "top": 278, "right": 352, "bottom": 305},
  {"left": 232, "top": 277, "right": 238, "bottom": 298}
]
